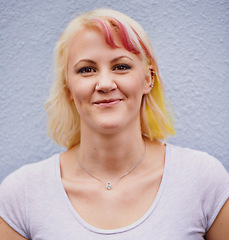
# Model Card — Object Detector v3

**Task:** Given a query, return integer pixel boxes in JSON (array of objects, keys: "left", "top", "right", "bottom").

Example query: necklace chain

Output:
[{"left": 76, "top": 140, "right": 146, "bottom": 190}]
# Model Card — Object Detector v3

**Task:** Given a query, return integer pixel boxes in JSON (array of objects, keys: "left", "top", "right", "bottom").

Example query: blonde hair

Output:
[{"left": 46, "top": 8, "right": 175, "bottom": 149}]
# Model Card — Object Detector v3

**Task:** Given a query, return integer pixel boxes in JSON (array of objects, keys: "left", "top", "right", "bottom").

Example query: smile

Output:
[{"left": 94, "top": 99, "right": 122, "bottom": 107}]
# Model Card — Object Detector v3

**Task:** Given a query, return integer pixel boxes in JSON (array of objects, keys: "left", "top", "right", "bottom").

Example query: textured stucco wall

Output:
[{"left": 1, "top": 0, "right": 228, "bottom": 181}]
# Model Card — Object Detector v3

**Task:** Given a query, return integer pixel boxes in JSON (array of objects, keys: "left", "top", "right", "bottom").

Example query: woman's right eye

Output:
[{"left": 77, "top": 67, "right": 96, "bottom": 75}]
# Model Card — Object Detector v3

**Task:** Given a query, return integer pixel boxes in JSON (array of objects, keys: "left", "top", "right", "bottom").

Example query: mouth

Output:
[{"left": 94, "top": 99, "right": 122, "bottom": 107}]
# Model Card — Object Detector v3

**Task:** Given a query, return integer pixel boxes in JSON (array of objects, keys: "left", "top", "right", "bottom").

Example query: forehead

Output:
[
  {"left": 68, "top": 27, "right": 143, "bottom": 63},
  {"left": 69, "top": 27, "right": 115, "bottom": 51}
]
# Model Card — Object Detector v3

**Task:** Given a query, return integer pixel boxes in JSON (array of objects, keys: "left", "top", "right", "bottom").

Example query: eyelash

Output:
[
  {"left": 112, "top": 64, "right": 131, "bottom": 71},
  {"left": 77, "top": 67, "right": 96, "bottom": 74},
  {"left": 77, "top": 64, "right": 131, "bottom": 75}
]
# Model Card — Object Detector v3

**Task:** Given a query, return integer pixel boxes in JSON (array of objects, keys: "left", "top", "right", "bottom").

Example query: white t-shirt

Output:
[{"left": 0, "top": 144, "right": 229, "bottom": 240}]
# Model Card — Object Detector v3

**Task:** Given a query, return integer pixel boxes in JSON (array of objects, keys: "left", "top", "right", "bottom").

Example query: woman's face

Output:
[{"left": 67, "top": 27, "right": 151, "bottom": 134}]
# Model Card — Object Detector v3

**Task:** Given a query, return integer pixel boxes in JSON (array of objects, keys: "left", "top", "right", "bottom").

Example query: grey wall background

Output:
[{"left": 0, "top": 0, "right": 228, "bottom": 182}]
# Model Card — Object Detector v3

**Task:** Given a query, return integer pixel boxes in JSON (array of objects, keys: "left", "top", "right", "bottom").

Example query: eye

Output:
[
  {"left": 112, "top": 64, "right": 131, "bottom": 72},
  {"left": 77, "top": 67, "right": 97, "bottom": 75}
]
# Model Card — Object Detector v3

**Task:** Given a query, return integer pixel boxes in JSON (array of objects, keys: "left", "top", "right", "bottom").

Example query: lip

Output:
[{"left": 94, "top": 99, "right": 122, "bottom": 107}]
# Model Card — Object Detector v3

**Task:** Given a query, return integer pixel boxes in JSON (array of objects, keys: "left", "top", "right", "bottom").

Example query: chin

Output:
[
  {"left": 98, "top": 122, "right": 122, "bottom": 131},
  {"left": 95, "top": 120, "right": 125, "bottom": 134}
]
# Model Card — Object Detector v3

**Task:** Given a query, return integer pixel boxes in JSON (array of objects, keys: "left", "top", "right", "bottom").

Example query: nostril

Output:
[{"left": 95, "top": 81, "right": 117, "bottom": 92}]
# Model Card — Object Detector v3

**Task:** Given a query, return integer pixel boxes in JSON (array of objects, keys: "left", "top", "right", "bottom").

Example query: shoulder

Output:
[
  {"left": 167, "top": 144, "right": 228, "bottom": 173},
  {"left": 0, "top": 153, "right": 60, "bottom": 191},
  {"left": 167, "top": 144, "right": 229, "bottom": 231},
  {"left": 0, "top": 154, "right": 61, "bottom": 238},
  {"left": 166, "top": 144, "right": 229, "bottom": 197},
  {"left": 167, "top": 144, "right": 211, "bottom": 161}
]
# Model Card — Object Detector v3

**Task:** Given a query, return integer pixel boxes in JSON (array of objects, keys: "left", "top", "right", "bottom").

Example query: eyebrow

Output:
[
  {"left": 110, "top": 56, "right": 134, "bottom": 63},
  {"left": 74, "top": 59, "right": 96, "bottom": 68},
  {"left": 74, "top": 56, "right": 134, "bottom": 68}
]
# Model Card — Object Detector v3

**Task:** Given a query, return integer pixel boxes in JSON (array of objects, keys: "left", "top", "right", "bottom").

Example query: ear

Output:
[
  {"left": 65, "top": 86, "right": 74, "bottom": 101},
  {"left": 143, "top": 68, "right": 154, "bottom": 95}
]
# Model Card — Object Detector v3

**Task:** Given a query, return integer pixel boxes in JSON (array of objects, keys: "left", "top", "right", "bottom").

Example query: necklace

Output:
[{"left": 76, "top": 140, "right": 146, "bottom": 190}]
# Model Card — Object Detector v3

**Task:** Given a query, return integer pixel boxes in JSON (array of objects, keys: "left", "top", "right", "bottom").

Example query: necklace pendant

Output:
[{"left": 106, "top": 182, "right": 111, "bottom": 190}]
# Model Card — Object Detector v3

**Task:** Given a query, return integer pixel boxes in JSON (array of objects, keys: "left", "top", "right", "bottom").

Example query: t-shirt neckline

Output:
[{"left": 55, "top": 144, "right": 171, "bottom": 235}]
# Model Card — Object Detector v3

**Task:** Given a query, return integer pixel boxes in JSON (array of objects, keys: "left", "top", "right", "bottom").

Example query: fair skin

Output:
[
  {"left": 67, "top": 28, "right": 152, "bottom": 135},
  {"left": 64, "top": 28, "right": 163, "bottom": 229},
  {"left": 1, "top": 27, "right": 229, "bottom": 239}
]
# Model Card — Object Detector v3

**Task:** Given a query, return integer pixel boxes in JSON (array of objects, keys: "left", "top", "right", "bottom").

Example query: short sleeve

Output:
[
  {"left": 198, "top": 153, "right": 229, "bottom": 231},
  {"left": 0, "top": 166, "right": 30, "bottom": 239}
]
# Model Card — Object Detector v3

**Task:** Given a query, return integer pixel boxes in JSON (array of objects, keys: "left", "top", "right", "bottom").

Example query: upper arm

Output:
[
  {"left": 0, "top": 217, "right": 29, "bottom": 240},
  {"left": 0, "top": 166, "right": 30, "bottom": 239},
  {"left": 205, "top": 198, "right": 229, "bottom": 240}
]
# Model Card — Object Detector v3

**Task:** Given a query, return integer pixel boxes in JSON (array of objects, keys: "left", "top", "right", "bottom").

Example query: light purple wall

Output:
[{"left": 1, "top": 0, "right": 228, "bottom": 181}]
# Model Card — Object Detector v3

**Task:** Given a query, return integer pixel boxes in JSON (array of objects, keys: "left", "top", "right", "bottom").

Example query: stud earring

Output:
[
  {"left": 150, "top": 69, "right": 155, "bottom": 78},
  {"left": 149, "top": 68, "right": 155, "bottom": 88}
]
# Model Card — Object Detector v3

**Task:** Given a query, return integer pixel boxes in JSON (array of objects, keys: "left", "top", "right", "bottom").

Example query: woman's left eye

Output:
[{"left": 112, "top": 64, "right": 131, "bottom": 71}]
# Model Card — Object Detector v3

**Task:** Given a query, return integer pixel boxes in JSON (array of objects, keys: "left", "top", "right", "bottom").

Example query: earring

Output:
[
  {"left": 150, "top": 69, "right": 155, "bottom": 77},
  {"left": 150, "top": 68, "right": 155, "bottom": 88}
]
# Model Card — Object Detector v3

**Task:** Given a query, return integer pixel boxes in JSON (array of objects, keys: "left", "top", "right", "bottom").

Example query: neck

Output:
[{"left": 77, "top": 124, "right": 146, "bottom": 180}]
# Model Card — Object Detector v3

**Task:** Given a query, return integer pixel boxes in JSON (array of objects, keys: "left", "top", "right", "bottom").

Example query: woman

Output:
[{"left": 0, "top": 8, "right": 229, "bottom": 240}]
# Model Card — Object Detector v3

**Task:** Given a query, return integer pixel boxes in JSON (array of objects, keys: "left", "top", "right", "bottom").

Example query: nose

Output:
[{"left": 95, "top": 71, "right": 117, "bottom": 93}]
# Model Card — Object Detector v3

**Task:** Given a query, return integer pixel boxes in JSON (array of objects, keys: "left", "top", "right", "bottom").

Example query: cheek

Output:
[
  {"left": 68, "top": 77, "right": 94, "bottom": 102},
  {"left": 70, "top": 88, "right": 90, "bottom": 104},
  {"left": 121, "top": 72, "right": 146, "bottom": 97}
]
